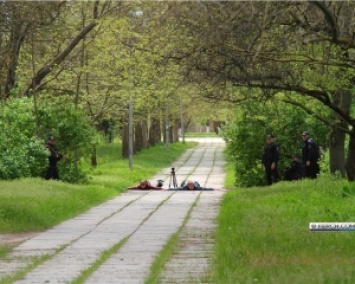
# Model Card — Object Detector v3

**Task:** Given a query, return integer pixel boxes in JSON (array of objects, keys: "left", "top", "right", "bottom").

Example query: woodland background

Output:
[{"left": 1, "top": 1, "right": 355, "bottom": 185}]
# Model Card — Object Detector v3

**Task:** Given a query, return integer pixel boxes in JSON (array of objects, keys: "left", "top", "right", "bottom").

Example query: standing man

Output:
[
  {"left": 301, "top": 131, "right": 319, "bottom": 179},
  {"left": 262, "top": 134, "right": 280, "bottom": 185},
  {"left": 45, "top": 136, "right": 63, "bottom": 180}
]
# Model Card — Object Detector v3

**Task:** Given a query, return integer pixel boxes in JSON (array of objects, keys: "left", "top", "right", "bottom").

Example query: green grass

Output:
[
  {"left": 0, "top": 245, "right": 12, "bottom": 258},
  {"left": 214, "top": 163, "right": 355, "bottom": 283},
  {"left": 183, "top": 132, "right": 219, "bottom": 137},
  {"left": 0, "top": 141, "right": 195, "bottom": 234}
]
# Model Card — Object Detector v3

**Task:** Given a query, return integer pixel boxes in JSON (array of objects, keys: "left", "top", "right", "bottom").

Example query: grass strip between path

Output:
[
  {"left": 145, "top": 192, "right": 201, "bottom": 284},
  {"left": 0, "top": 240, "right": 72, "bottom": 284},
  {"left": 72, "top": 193, "right": 174, "bottom": 284}
]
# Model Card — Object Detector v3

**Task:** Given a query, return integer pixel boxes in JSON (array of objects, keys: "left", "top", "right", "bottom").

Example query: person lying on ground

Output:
[
  {"left": 168, "top": 180, "right": 214, "bottom": 191},
  {"left": 128, "top": 180, "right": 163, "bottom": 190}
]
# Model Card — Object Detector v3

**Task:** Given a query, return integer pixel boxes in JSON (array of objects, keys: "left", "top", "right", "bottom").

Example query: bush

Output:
[
  {"left": 0, "top": 99, "right": 47, "bottom": 179},
  {"left": 222, "top": 100, "right": 329, "bottom": 187},
  {"left": 0, "top": 97, "right": 96, "bottom": 182}
]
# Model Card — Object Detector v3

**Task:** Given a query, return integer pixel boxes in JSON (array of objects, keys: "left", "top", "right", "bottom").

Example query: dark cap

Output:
[
  {"left": 302, "top": 131, "right": 309, "bottom": 136},
  {"left": 266, "top": 134, "right": 274, "bottom": 139},
  {"left": 47, "top": 135, "right": 55, "bottom": 141},
  {"left": 291, "top": 154, "right": 299, "bottom": 158}
]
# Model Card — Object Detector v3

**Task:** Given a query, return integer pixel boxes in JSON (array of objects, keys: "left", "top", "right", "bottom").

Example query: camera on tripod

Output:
[{"left": 169, "top": 167, "right": 178, "bottom": 188}]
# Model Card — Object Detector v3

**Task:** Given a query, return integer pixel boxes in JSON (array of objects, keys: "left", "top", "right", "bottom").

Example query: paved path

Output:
[{"left": 0, "top": 137, "right": 225, "bottom": 284}]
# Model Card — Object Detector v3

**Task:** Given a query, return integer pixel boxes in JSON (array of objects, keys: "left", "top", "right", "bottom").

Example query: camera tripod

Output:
[{"left": 169, "top": 167, "right": 178, "bottom": 188}]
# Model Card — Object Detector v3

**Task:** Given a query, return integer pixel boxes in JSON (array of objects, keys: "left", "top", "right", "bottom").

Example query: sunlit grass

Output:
[
  {"left": 184, "top": 132, "right": 219, "bottom": 137},
  {"left": 213, "top": 162, "right": 355, "bottom": 283}
]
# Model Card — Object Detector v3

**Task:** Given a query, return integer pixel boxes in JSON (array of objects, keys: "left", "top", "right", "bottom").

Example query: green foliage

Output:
[
  {"left": 0, "top": 99, "right": 48, "bottom": 179},
  {"left": 342, "top": 183, "right": 355, "bottom": 198},
  {"left": 222, "top": 99, "right": 329, "bottom": 187},
  {"left": 37, "top": 96, "right": 96, "bottom": 183},
  {"left": 213, "top": 175, "right": 355, "bottom": 283},
  {"left": 0, "top": 97, "right": 96, "bottom": 182}
]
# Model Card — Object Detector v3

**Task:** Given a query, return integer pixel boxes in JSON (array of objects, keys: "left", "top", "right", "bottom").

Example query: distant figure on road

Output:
[
  {"left": 128, "top": 180, "right": 163, "bottom": 190},
  {"left": 262, "top": 134, "right": 280, "bottom": 185},
  {"left": 168, "top": 180, "right": 214, "bottom": 191},
  {"left": 45, "top": 136, "right": 63, "bottom": 180},
  {"left": 301, "top": 131, "right": 320, "bottom": 179},
  {"left": 284, "top": 154, "right": 303, "bottom": 181}
]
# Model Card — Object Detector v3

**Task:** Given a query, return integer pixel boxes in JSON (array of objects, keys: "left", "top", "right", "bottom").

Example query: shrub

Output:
[
  {"left": 0, "top": 99, "right": 47, "bottom": 179},
  {"left": 0, "top": 97, "right": 96, "bottom": 183},
  {"left": 222, "top": 100, "right": 329, "bottom": 187}
]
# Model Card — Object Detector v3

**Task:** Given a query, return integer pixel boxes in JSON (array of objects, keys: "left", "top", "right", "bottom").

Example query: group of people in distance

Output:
[
  {"left": 262, "top": 131, "right": 321, "bottom": 185},
  {"left": 128, "top": 180, "right": 214, "bottom": 191}
]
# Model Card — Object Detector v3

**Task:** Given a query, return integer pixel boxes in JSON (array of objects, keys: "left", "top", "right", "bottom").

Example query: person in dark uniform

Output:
[
  {"left": 284, "top": 154, "right": 303, "bottom": 181},
  {"left": 262, "top": 134, "right": 280, "bottom": 185},
  {"left": 45, "top": 136, "right": 63, "bottom": 180},
  {"left": 301, "top": 131, "right": 320, "bottom": 179}
]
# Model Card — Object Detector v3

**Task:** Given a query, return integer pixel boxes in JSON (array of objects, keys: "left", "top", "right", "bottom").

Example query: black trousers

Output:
[
  {"left": 265, "top": 163, "right": 279, "bottom": 185},
  {"left": 45, "top": 165, "right": 59, "bottom": 180},
  {"left": 304, "top": 162, "right": 319, "bottom": 179}
]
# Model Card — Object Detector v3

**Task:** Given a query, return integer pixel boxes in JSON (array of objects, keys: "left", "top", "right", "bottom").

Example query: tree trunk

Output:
[
  {"left": 329, "top": 126, "right": 346, "bottom": 176},
  {"left": 3, "top": 21, "right": 30, "bottom": 99},
  {"left": 24, "top": 21, "right": 97, "bottom": 96},
  {"left": 328, "top": 90, "right": 352, "bottom": 176},
  {"left": 121, "top": 123, "right": 129, "bottom": 158},
  {"left": 142, "top": 119, "right": 149, "bottom": 149},
  {"left": 345, "top": 132, "right": 355, "bottom": 181},
  {"left": 149, "top": 117, "right": 157, "bottom": 147},
  {"left": 134, "top": 121, "right": 143, "bottom": 152},
  {"left": 172, "top": 119, "right": 180, "bottom": 143},
  {"left": 91, "top": 146, "right": 97, "bottom": 167},
  {"left": 155, "top": 118, "right": 161, "bottom": 144}
]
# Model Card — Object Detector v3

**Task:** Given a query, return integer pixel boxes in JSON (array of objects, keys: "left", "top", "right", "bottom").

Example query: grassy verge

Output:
[
  {"left": 214, "top": 160, "right": 355, "bottom": 283},
  {"left": 183, "top": 132, "right": 219, "bottom": 137},
  {"left": 0, "top": 141, "right": 195, "bottom": 234},
  {"left": 0, "top": 245, "right": 12, "bottom": 258}
]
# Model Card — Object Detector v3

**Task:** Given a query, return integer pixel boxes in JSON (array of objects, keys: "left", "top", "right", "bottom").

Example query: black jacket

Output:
[
  {"left": 46, "top": 144, "right": 62, "bottom": 167},
  {"left": 263, "top": 142, "right": 279, "bottom": 165},
  {"left": 302, "top": 138, "right": 318, "bottom": 164},
  {"left": 284, "top": 160, "right": 303, "bottom": 180}
]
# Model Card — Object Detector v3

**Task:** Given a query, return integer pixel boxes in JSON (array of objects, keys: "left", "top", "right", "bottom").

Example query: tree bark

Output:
[
  {"left": 329, "top": 126, "right": 346, "bottom": 176},
  {"left": 3, "top": 21, "right": 30, "bottom": 99},
  {"left": 134, "top": 121, "right": 143, "bottom": 152},
  {"left": 91, "top": 146, "right": 97, "bottom": 167},
  {"left": 121, "top": 122, "right": 129, "bottom": 158},
  {"left": 149, "top": 117, "right": 157, "bottom": 147},
  {"left": 329, "top": 90, "right": 352, "bottom": 177},
  {"left": 142, "top": 119, "right": 149, "bottom": 149},
  {"left": 24, "top": 21, "right": 97, "bottom": 96},
  {"left": 345, "top": 132, "right": 355, "bottom": 181}
]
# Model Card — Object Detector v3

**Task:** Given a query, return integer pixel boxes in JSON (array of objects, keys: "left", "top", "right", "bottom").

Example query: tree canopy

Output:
[{"left": 1, "top": 1, "right": 355, "bottom": 182}]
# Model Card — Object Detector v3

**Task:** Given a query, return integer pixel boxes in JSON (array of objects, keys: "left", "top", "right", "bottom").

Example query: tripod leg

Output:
[
  {"left": 169, "top": 175, "right": 175, "bottom": 188},
  {"left": 173, "top": 174, "right": 178, "bottom": 188}
]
